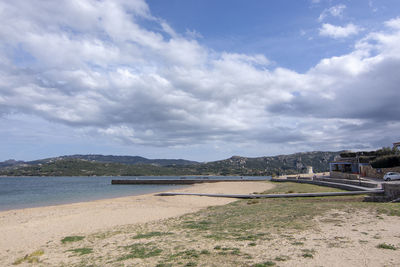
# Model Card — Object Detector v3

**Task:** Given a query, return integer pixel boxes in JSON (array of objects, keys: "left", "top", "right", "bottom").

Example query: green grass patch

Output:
[
  {"left": 12, "top": 250, "right": 44, "bottom": 265},
  {"left": 301, "top": 248, "right": 316, "bottom": 258},
  {"left": 376, "top": 205, "right": 400, "bottom": 216},
  {"left": 132, "top": 231, "right": 172, "bottom": 239},
  {"left": 213, "top": 247, "right": 241, "bottom": 256},
  {"left": 118, "top": 243, "right": 163, "bottom": 261},
  {"left": 253, "top": 261, "right": 276, "bottom": 267},
  {"left": 91, "top": 230, "right": 122, "bottom": 240},
  {"left": 247, "top": 199, "right": 259, "bottom": 205},
  {"left": 200, "top": 249, "right": 210, "bottom": 255},
  {"left": 274, "top": 255, "right": 290, "bottom": 261},
  {"left": 175, "top": 249, "right": 199, "bottom": 259},
  {"left": 183, "top": 220, "right": 212, "bottom": 230},
  {"left": 291, "top": 241, "right": 304, "bottom": 246},
  {"left": 266, "top": 182, "right": 345, "bottom": 194},
  {"left": 67, "top": 247, "right": 93, "bottom": 256},
  {"left": 61, "top": 235, "right": 85, "bottom": 244},
  {"left": 377, "top": 243, "right": 397, "bottom": 250}
]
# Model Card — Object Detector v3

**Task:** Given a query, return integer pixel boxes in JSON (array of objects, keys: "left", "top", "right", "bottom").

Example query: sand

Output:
[
  {"left": 0, "top": 181, "right": 273, "bottom": 263},
  {"left": 2, "top": 181, "right": 400, "bottom": 266}
]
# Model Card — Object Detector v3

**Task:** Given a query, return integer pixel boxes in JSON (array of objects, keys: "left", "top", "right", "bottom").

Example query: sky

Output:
[{"left": 0, "top": 0, "right": 400, "bottom": 162}]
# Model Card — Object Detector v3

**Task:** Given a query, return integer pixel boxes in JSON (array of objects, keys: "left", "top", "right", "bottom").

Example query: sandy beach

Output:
[
  {"left": 0, "top": 181, "right": 273, "bottom": 264},
  {"left": 2, "top": 181, "right": 400, "bottom": 266}
]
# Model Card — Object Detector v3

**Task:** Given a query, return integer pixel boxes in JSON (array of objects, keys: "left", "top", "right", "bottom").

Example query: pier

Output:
[{"left": 111, "top": 178, "right": 269, "bottom": 185}]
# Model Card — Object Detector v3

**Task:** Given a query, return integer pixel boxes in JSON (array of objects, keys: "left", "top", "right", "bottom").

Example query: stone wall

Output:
[
  {"left": 383, "top": 183, "right": 400, "bottom": 200},
  {"left": 330, "top": 171, "right": 359, "bottom": 180},
  {"left": 365, "top": 183, "right": 400, "bottom": 202},
  {"left": 360, "top": 165, "right": 400, "bottom": 179}
]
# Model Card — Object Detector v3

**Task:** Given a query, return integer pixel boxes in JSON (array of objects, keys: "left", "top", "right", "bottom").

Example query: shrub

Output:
[
  {"left": 371, "top": 155, "right": 400, "bottom": 168},
  {"left": 377, "top": 243, "right": 397, "bottom": 250},
  {"left": 61, "top": 236, "right": 85, "bottom": 244}
]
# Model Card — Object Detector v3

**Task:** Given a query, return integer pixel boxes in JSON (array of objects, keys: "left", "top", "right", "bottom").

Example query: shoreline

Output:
[
  {"left": 0, "top": 181, "right": 274, "bottom": 263},
  {"left": 0, "top": 175, "right": 271, "bottom": 212},
  {"left": 0, "top": 184, "right": 191, "bottom": 212}
]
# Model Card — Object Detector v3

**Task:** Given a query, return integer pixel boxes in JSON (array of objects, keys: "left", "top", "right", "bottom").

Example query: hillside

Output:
[
  {"left": 192, "top": 151, "right": 339, "bottom": 176},
  {"left": 22, "top": 154, "right": 198, "bottom": 167},
  {"left": 0, "top": 151, "right": 340, "bottom": 176}
]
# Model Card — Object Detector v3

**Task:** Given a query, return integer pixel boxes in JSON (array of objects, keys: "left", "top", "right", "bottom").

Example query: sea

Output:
[{"left": 0, "top": 176, "right": 270, "bottom": 211}]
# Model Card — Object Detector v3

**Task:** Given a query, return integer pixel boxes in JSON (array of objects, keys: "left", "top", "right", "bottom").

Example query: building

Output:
[{"left": 329, "top": 151, "right": 374, "bottom": 179}]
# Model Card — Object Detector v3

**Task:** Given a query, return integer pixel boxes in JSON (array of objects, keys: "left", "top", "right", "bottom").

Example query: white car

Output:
[{"left": 383, "top": 172, "right": 400, "bottom": 181}]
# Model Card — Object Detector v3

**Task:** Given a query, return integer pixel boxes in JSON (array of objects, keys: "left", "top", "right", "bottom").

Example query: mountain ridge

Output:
[
  {"left": 0, "top": 151, "right": 341, "bottom": 176},
  {"left": 0, "top": 154, "right": 198, "bottom": 168}
]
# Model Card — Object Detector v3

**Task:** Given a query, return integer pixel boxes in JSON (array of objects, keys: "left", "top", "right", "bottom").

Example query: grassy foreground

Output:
[{"left": 14, "top": 182, "right": 400, "bottom": 266}]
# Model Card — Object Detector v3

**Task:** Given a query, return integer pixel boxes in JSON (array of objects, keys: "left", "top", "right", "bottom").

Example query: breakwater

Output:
[{"left": 112, "top": 178, "right": 269, "bottom": 185}]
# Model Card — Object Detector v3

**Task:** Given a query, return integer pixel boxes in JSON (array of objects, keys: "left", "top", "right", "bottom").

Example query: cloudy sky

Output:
[{"left": 0, "top": 0, "right": 400, "bottom": 162}]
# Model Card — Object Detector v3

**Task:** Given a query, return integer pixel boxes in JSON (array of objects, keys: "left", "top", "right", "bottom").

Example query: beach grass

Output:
[
  {"left": 376, "top": 243, "right": 397, "bottom": 250},
  {"left": 117, "top": 242, "right": 163, "bottom": 261},
  {"left": 67, "top": 247, "right": 93, "bottom": 256},
  {"left": 61, "top": 235, "right": 85, "bottom": 244},
  {"left": 17, "top": 182, "right": 400, "bottom": 266},
  {"left": 12, "top": 249, "right": 44, "bottom": 265},
  {"left": 132, "top": 231, "right": 173, "bottom": 239}
]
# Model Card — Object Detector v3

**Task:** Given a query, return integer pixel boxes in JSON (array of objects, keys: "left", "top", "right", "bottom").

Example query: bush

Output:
[
  {"left": 371, "top": 155, "right": 400, "bottom": 168},
  {"left": 376, "top": 147, "right": 399, "bottom": 157}
]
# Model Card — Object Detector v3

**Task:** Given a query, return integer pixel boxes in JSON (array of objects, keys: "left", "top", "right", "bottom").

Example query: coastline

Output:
[
  {"left": 0, "top": 181, "right": 274, "bottom": 263},
  {"left": 0, "top": 176, "right": 270, "bottom": 212}
]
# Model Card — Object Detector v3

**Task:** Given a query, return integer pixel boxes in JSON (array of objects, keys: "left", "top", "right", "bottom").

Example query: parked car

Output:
[{"left": 383, "top": 172, "right": 400, "bottom": 181}]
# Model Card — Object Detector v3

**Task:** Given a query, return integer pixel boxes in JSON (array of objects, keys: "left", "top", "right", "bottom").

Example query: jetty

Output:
[{"left": 111, "top": 177, "right": 268, "bottom": 185}]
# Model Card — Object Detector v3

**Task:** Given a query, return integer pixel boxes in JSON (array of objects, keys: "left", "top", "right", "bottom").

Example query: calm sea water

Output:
[{"left": 0, "top": 176, "right": 270, "bottom": 211}]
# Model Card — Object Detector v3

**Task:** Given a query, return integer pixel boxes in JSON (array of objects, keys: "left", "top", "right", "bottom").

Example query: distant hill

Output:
[
  {"left": 0, "top": 154, "right": 198, "bottom": 168},
  {"left": 191, "top": 151, "right": 340, "bottom": 176},
  {"left": 0, "top": 158, "right": 195, "bottom": 177},
  {"left": 0, "top": 151, "right": 340, "bottom": 176},
  {"left": 0, "top": 159, "right": 25, "bottom": 168},
  {"left": 27, "top": 154, "right": 198, "bottom": 166}
]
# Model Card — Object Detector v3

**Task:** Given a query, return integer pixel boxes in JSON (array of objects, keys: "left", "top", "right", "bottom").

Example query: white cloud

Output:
[
  {"left": 319, "top": 23, "right": 361, "bottom": 38},
  {"left": 318, "top": 4, "right": 346, "bottom": 22},
  {"left": 185, "top": 29, "right": 203, "bottom": 39},
  {"left": 385, "top": 17, "right": 400, "bottom": 30},
  {"left": 0, "top": 0, "right": 399, "bottom": 156}
]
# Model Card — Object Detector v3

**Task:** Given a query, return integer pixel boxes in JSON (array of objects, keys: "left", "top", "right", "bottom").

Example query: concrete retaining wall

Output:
[
  {"left": 314, "top": 177, "right": 378, "bottom": 188},
  {"left": 330, "top": 171, "right": 359, "bottom": 180},
  {"left": 365, "top": 183, "right": 400, "bottom": 202},
  {"left": 271, "top": 178, "right": 371, "bottom": 191},
  {"left": 383, "top": 183, "right": 400, "bottom": 199}
]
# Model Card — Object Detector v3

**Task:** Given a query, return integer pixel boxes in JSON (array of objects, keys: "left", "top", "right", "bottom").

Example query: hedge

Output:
[{"left": 371, "top": 155, "right": 400, "bottom": 168}]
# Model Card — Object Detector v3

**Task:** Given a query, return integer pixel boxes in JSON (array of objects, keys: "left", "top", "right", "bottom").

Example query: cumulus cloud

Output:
[
  {"left": 385, "top": 17, "right": 400, "bottom": 30},
  {"left": 319, "top": 23, "right": 361, "bottom": 38},
  {"left": 0, "top": 0, "right": 399, "bottom": 154},
  {"left": 318, "top": 4, "right": 346, "bottom": 22}
]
